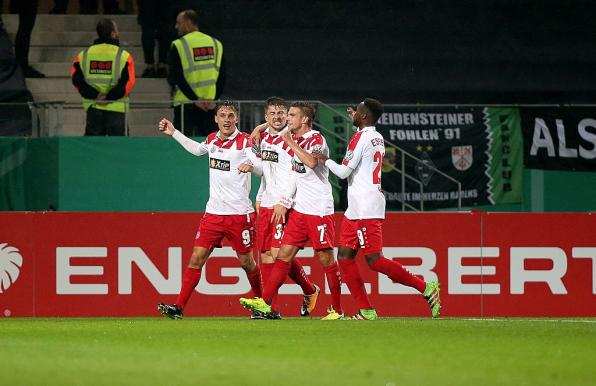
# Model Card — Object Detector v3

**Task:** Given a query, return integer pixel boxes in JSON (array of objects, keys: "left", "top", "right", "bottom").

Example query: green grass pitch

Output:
[{"left": 1, "top": 317, "right": 595, "bottom": 386}]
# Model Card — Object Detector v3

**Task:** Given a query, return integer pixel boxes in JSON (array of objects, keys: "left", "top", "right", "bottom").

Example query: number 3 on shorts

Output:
[
  {"left": 317, "top": 224, "right": 327, "bottom": 243},
  {"left": 274, "top": 224, "right": 283, "bottom": 240},
  {"left": 242, "top": 229, "right": 251, "bottom": 246}
]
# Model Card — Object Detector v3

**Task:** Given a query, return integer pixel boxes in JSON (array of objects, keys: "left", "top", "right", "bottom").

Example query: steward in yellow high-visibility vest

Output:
[
  {"left": 167, "top": 9, "right": 225, "bottom": 137},
  {"left": 71, "top": 18, "right": 136, "bottom": 136}
]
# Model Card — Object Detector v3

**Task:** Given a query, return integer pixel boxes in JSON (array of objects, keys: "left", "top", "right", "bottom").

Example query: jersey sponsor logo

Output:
[
  {"left": 89, "top": 60, "right": 113, "bottom": 75},
  {"left": 451, "top": 145, "right": 473, "bottom": 171},
  {"left": 292, "top": 159, "right": 306, "bottom": 173},
  {"left": 193, "top": 46, "right": 215, "bottom": 62},
  {"left": 261, "top": 150, "right": 279, "bottom": 163},
  {"left": 0, "top": 243, "right": 23, "bottom": 293},
  {"left": 210, "top": 157, "right": 231, "bottom": 171}
]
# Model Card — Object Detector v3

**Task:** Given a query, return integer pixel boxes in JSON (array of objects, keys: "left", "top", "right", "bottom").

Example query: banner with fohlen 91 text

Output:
[
  {"left": 521, "top": 106, "right": 596, "bottom": 171},
  {"left": 376, "top": 106, "right": 523, "bottom": 209}
]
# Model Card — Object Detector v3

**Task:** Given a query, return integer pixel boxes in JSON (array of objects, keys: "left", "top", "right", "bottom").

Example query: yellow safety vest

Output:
[
  {"left": 77, "top": 44, "right": 131, "bottom": 112},
  {"left": 172, "top": 31, "right": 223, "bottom": 106}
]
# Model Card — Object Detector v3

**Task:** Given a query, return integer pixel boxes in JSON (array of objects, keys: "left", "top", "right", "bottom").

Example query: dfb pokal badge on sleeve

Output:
[{"left": 451, "top": 145, "right": 473, "bottom": 171}]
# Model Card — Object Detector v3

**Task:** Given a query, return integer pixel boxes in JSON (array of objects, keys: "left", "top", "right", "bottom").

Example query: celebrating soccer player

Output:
[
  {"left": 242, "top": 97, "right": 321, "bottom": 319},
  {"left": 240, "top": 102, "right": 344, "bottom": 320},
  {"left": 313, "top": 98, "right": 441, "bottom": 319},
  {"left": 156, "top": 101, "right": 263, "bottom": 319}
]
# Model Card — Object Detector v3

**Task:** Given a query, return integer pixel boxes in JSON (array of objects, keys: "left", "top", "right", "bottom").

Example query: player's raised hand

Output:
[
  {"left": 237, "top": 163, "right": 254, "bottom": 174},
  {"left": 280, "top": 128, "right": 293, "bottom": 143},
  {"left": 347, "top": 106, "right": 356, "bottom": 122},
  {"left": 158, "top": 118, "right": 176, "bottom": 136},
  {"left": 250, "top": 122, "right": 268, "bottom": 145}
]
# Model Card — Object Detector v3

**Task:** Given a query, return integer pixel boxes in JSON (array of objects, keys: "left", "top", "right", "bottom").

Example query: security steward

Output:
[
  {"left": 71, "top": 18, "right": 136, "bottom": 136},
  {"left": 168, "top": 9, "right": 225, "bottom": 137}
]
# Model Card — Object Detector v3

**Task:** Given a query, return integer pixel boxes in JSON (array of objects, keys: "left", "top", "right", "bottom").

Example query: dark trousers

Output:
[
  {"left": 85, "top": 107, "right": 126, "bottom": 136},
  {"left": 174, "top": 104, "right": 216, "bottom": 137},
  {"left": 51, "top": 0, "right": 120, "bottom": 14},
  {"left": 137, "top": 0, "right": 173, "bottom": 65},
  {"left": 7, "top": 0, "right": 38, "bottom": 69}
]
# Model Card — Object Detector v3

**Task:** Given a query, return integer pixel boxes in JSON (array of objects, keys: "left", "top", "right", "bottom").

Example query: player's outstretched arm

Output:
[{"left": 159, "top": 118, "right": 208, "bottom": 156}]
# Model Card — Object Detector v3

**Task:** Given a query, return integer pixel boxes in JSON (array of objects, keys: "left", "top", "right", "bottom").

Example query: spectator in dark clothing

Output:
[
  {"left": 137, "top": 0, "right": 173, "bottom": 78},
  {"left": 167, "top": 9, "right": 225, "bottom": 137},
  {"left": 50, "top": 0, "right": 124, "bottom": 14},
  {"left": 1, "top": 0, "right": 45, "bottom": 77},
  {"left": 71, "top": 18, "right": 135, "bottom": 136}
]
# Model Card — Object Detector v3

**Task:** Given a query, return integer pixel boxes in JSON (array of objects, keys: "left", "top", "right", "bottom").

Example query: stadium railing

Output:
[{"left": 0, "top": 100, "right": 462, "bottom": 211}]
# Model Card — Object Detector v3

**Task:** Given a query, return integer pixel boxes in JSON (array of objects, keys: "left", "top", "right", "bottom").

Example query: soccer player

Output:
[
  {"left": 240, "top": 102, "right": 344, "bottom": 320},
  {"left": 312, "top": 98, "right": 441, "bottom": 319},
  {"left": 249, "top": 97, "right": 321, "bottom": 319},
  {"left": 156, "top": 101, "right": 263, "bottom": 319}
]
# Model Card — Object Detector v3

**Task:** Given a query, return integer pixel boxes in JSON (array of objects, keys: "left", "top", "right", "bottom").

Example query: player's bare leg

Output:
[
  {"left": 317, "top": 248, "right": 344, "bottom": 320},
  {"left": 237, "top": 251, "right": 263, "bottom": 301},
  {"left": 158, "top": 246, "right": 211, "bottom": 319}
]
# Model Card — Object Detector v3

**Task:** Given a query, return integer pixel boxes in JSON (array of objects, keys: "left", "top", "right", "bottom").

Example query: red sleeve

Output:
[{"left": 342, "top": 131, "right": 363, "bottom": 165}]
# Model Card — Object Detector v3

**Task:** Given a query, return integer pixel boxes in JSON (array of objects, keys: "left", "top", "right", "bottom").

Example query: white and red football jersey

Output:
[
  {"left": 172, "top": 129, "right": 259, "bottom": 215},
  {"left": 257, "top": 128, "right": 296, "bottom": 208},
  {"left": 291, "top": 129, "right": 334, "bottom": 216},
  {"left": 342, "top": 126, "right": 386, "bottom": 219}
]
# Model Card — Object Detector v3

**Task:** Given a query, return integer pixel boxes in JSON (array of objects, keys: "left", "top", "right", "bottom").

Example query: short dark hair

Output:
[
  {"left": 264, "top": 96, "right": 288, "bottom": 112},
  {"left": 291, "top": 101, "right": 316, "bottom": 123},
  {"left": 96, "top": 18, "right": 115, "bottom": 40},
  {"left": 363, "top": 98, "right": 384, "bottom": 122},
  {"left": 215, "top": 100, "right": 239, "bottom": 114},
  {"left": 181, "top": 9, "right": 199, "bottom": 26}
]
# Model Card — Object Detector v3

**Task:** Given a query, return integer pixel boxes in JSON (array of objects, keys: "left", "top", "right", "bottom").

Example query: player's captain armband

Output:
[{"left": 278, "top": 196, "right": 294, "bottom": 209}]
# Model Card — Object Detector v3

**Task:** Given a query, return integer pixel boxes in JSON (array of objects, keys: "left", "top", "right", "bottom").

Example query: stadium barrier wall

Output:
[{"left": 1, "top": 211, "right": 594, "bottom": 318}]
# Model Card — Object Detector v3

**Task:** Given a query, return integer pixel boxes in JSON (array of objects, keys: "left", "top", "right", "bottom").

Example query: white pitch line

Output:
[{"left": 455, "top": 318, "right": 596, "bottom": 324}]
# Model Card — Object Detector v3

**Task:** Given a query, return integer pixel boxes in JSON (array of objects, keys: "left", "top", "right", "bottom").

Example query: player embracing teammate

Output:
[{"left": 157, "top": 98, "right": 441, "bottom": 320}]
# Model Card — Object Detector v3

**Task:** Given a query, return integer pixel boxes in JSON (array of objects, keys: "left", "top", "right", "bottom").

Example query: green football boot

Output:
[
  {"left": 423, "top": 281, "right": 441, "bottom": 318},
  {"left": 240, "top": 297, "right": 272, "bottom": 315}
]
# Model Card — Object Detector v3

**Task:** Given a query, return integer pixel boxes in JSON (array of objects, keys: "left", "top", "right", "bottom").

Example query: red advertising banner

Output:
[{"left": 1, "top": 212, "right": 594, "bottom": 317}]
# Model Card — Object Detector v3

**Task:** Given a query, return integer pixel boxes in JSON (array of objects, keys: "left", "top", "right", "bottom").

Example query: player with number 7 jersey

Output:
[
  {"left": 314, "top": 98, "right": 441, "bottom": 320},
  {"left": 240, "top": 101, "right": 344, "bottom": 320}
]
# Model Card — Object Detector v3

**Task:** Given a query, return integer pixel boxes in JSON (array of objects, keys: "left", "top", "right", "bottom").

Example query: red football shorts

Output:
[
  {"left": 194, "top": 212, "right": 256, "bottom": 254},
  {"left": 281, "top": 210, "right": 335, "bottom": 250},
  {"left": 338, "top": 217, "right": 383, "bottom": 255},
  {"left": 256, "top": 206, "right": 285, "bottom": 252}
]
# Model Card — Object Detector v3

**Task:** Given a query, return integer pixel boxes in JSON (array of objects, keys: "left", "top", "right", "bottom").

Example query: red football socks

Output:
[
  {"left": 288, "top": 259, "right": 317, "bottom": 295},
  {"left": 370, "top": 257, "right": 426, "bottom": 293},
  {"left": 245, "top": 264, "right": 263, "bottom": 298},
  {"left": 261, "top": 262, "right": 279, "bottom": 310},
  {"left": 262, "top": 259, "right": 291, "bottom": 304},
  {"left": 175, "top": 266, "right": 202, "bottom": 308},
  {"left": 339, "top": 259, "right": 373, "bottom": 310},
  {"left": 323, "top": 263, "right": 343, "bottom": 313}
]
